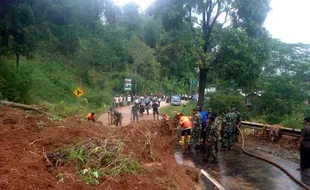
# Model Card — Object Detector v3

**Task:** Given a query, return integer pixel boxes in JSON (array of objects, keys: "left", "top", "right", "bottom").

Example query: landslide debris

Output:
[{"left": 0, "top": 107, "right": 199, "bottom": 190}]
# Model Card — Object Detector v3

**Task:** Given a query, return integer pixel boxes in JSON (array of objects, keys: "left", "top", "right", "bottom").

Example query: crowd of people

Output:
[
  {"left": 112, "top": 94, "right": 166, "bottom": 108},
  {"left": 176, "top": 106, "right": 242, "bottom": 163}
]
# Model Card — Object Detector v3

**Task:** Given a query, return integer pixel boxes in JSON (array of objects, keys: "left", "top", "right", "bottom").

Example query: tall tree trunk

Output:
[
  {"left": 16, "top": 53, "right": 20, "bottom": 67},
  {"left": 197, "top": 67, "right": 208, "bottom": 107}
]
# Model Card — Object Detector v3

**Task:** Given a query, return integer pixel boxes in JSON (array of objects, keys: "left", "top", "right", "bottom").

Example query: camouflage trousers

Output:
[
  {"left": 222, "top": 126, "right": 234, "bottom": 147},
  {"left": 206, "top": 140, "right": 218, "bottom": 159},
  {"left": 190, "top": 126, "right": 201, "bottom": 146},
  {"left": 132, "top": 113, "right": 139, "bottom": 122}
]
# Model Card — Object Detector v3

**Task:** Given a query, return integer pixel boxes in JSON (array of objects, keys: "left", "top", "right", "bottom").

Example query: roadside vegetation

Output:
[
  {"left": 48, "top": 138, "right": 142, "bottom": 185},
  {"left": 160, "top": 102, "right": 197, "bottom": 118}
]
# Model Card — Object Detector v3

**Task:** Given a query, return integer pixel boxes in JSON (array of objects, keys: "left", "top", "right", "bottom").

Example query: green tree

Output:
[
  {"left": 0, "top": 0, "right": 38, "bottom": 67},
  {"left": 150, "top": 0, "right": 271, "bottom": 106}
]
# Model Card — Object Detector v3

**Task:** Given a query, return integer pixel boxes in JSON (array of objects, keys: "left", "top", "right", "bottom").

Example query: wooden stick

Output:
[{"left": 0, "top": 100, "right": 56, "bottom": 117}]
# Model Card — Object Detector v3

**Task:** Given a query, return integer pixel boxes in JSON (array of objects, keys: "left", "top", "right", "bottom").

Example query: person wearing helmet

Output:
[{"left": 178, "top": 113, "right": 192, "bottom": 145}]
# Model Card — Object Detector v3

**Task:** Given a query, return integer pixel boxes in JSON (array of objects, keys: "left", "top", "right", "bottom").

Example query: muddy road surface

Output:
[{"left": 98, "top": 102, "right": 168, "bottom": 126}]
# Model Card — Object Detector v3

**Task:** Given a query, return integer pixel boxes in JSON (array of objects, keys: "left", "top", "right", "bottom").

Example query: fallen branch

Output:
[
  {"left": 0, "top": 100, "right": 56, "bottom": 118},
  {"left": 43, "top": 149, "right": 53, "bottom": 166}
]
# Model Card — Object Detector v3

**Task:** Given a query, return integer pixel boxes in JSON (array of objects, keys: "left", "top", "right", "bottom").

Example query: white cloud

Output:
[
  {"left": 264, "top": 0, "right": 310, "bottom": 44},
  {"left": 113, "top": 0, "right": 310, "bottom": 44},
  {"left": 113, "top": 0, "right": 154, "bottom": 11}
]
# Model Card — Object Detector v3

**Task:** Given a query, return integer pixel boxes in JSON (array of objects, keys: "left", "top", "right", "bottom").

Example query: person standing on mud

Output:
[
  {"left": 204, "top": 113, "right": 219, "bottom": 163},
  {"left": 232, "top": 107, "right": 242, "bottom": 142},
  {"left": 113, "top": 110, "right": 123, "bottom": 126},
  {"left": 221, "top": 107, "right": 234, "bottom": 151},
  {"left": 177, "top": 113, "right": 192, "bottom": 145},
  {"left": 131, "top": 103, "right": 140, "bottom": 122},
  {"left": 199, "top": 106, "right": 208, "bottom": 146},
  {"left": 298, "top": 117, "right": 310, "bottom": 171},
  {"left": 190, "top": 107, "right": 202, "bottom": 150},
  {"left": 152, "top": 101, "right": 160, "bottom": 120}
]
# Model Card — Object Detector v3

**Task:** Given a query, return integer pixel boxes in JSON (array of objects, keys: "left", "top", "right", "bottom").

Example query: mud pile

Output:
[{"left": 0, "top": 107, "right": 199, "bottom": 190}]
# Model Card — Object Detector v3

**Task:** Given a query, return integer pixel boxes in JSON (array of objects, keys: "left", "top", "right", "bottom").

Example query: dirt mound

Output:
[{"left": 0, "top": 107, "right": 199, "bottom": 190}]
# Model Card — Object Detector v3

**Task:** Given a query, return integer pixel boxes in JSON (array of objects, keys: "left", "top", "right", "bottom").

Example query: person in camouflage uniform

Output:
[
  {"left": 232, "top": 107, "right": 242, "bottom": 142},
  {"left": 221, "top": 107, "right": 235, "bottom": 150},
  {"left": 205, "top": 113, "right": 219, "bottom": 163},
  {"left": 190, "top": 106, "right": 202, "bottom": 150},
  {"left": 113, "top": 110, "right": 123, "bottom": 126},
  {"left": 230, "top": 108, "right": 238, "bottom": 141},
  {"left": 131, "top": 103, "right": 140, "bottom": 122},
  {"left": 214, "top": 113, "right": 222, "bottom": 153}
]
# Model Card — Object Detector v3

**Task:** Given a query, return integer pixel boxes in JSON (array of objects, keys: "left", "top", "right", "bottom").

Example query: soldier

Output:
[
  {"left": 113, "top": 110, "right": 123, "bottom": 126},
  {"left": 131, "top": 103, "right": 140, "bottom": 122},
  {"left": 231, "top": 108, "right": 238, "bottom": 141},
  {"left": 152, "top": 101, "right": 160, "bottom": 120},
  {"left": 204, "top": 113, "right": 219, "bottom": 163},
  {"left": 232, "top": 107, "right": 242, "bottom": 142},
  {"left": 214, "top": 113, "right": 222, "bottom": 153},
  {"left": 221, "top": 107, "right": 234, "bottom": 151},
  {"left": 190, "top": 106, "right": 202, "bottom": 150},
  {"left": 298, "top": 116, "right": 310, "bottom": 171}
]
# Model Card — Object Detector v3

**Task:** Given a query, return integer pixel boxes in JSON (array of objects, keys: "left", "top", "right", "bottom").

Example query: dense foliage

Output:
[{"left": 0, "top": 0, "right": 309, "bottom": 127}]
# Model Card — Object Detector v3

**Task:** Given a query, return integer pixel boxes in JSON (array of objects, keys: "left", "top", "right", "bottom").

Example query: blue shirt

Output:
[{"left": 200, "top": 111, "right": 207, "bottom": 125}]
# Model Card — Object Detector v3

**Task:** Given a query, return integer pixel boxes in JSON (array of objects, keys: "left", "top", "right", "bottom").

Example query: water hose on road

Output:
[{"left": 237, "top": 125, "right": 310, "bottom": 190}]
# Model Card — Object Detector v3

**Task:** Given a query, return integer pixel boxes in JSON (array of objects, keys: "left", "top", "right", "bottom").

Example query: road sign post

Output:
[
  {"left": 73, "top": 87, "right": 84, "bottom": 98},
  {"left": 189, "top": 79, "right": 197, "bottom": 96},
  {"left": 124, "top": 79, "right": 132, "bottom": 91}
]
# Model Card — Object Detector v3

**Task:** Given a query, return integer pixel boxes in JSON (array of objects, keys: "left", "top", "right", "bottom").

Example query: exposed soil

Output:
[
  {"left": 0, "top": 106, "right": 199, "bottom": 190},
  {"left": 241, "top": 130, "right": 300, "bottom": 163}
]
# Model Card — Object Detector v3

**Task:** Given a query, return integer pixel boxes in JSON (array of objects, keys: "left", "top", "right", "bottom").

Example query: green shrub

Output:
[
  {"left": 205, "top": 93, "right": 245, "bottom": 116},
  {"left": 280, "top": 115, "right": 303, "bottom": 129},
  {"left": 0, "top": 61, "right": 31, "bottom": 103}
]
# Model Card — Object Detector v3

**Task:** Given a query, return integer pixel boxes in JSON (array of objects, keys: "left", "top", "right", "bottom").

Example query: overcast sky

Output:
[{"left": 113, "top": 0, "right": 310, "bottom": 44}]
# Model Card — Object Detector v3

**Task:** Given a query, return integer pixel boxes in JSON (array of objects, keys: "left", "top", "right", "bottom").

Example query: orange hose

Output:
[{"left": 237, "top": 125, "right": 310, "bottom": 190}]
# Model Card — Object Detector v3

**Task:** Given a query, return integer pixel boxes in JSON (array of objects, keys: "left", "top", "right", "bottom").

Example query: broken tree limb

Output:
[{"left": 0, "top": 100, "right": 56, "bottom": 118}]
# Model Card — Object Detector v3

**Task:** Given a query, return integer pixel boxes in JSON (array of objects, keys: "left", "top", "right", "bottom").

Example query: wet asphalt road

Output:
[
  {"left": 175, "top": 145, "right": 310, "bottom": 190},
  {"left": 99, "top": 105, "right": 310, "bottom": 190}
]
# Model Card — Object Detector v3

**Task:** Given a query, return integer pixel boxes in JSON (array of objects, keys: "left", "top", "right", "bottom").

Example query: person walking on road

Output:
[
  {"left": 131, "top": 103, "right": 140, "bottom": 122},
  {"left": 190, "top": 107, "right": 202, "bottom": 150},
  {"left": 298, "top": 116, "right": 310, "bottom": 171},
  {"left": 152, "top": 101, "right": 160, "bottom": 120}
]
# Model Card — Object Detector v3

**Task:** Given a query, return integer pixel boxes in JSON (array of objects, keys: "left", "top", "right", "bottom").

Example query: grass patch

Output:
[
  {"left": 47, "top": 138, "right": 143, "bottom": 185},
  {"left": 160, "top": 101, "right": 197, "bottom": 118},
  {"left": 280, "top": 115, "right": 304, "bottom": 129}
]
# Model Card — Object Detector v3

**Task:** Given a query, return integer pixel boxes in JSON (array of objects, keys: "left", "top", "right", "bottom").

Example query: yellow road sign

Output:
[{"left": 73, "top": 88, "right": 84, "bottom": 97}]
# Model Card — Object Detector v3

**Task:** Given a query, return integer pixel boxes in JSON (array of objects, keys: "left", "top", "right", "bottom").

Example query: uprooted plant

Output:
[{"left": 47, "top": 138, "right": 143, "bottom": 185}]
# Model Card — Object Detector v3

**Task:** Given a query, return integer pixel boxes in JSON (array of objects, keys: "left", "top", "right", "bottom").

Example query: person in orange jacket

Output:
[
  {"left": 86, "top": 112, "right": 95, "bottom": 122},
  {"left": 177, "top": 113, "right": 192, "bottom": 145}
]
